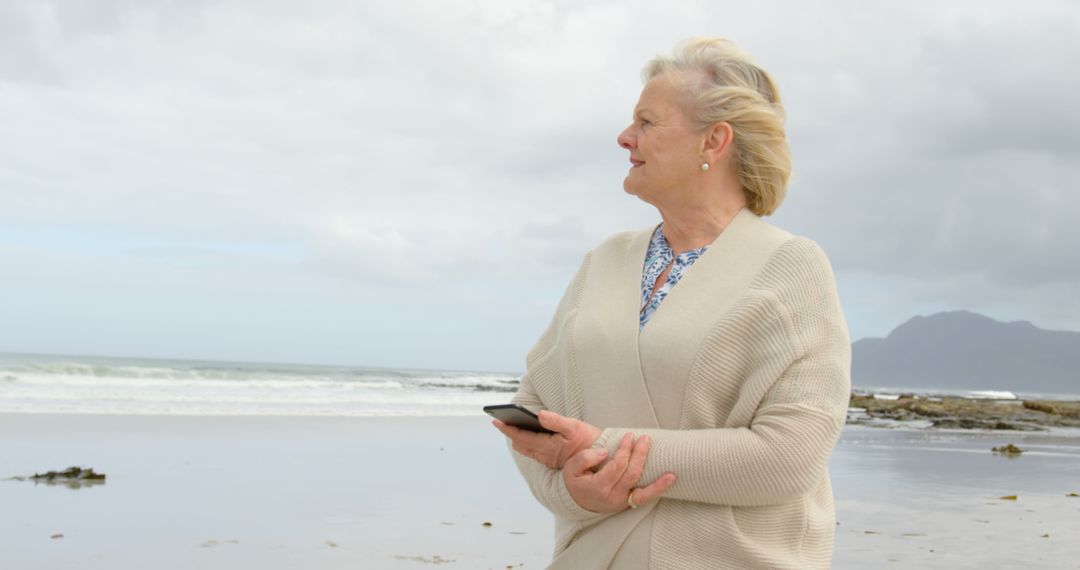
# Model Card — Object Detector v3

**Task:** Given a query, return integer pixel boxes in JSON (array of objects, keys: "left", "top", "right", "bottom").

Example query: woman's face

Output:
[{"left": 617, "top": 75, "right": 705, "bottom": 205}]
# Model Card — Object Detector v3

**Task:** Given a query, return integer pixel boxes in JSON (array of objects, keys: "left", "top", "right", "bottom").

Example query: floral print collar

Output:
[{"left": 640, "top": 224, "right": 708, "bottom": 329}]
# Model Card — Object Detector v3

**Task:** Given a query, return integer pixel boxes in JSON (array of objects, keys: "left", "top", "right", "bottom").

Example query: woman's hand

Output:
[
  {"left": 493, "top": 410, "right": 602, "bottom": 470},
  {"left": 563, "top": 433, "right": 677, "bottom": 513}
]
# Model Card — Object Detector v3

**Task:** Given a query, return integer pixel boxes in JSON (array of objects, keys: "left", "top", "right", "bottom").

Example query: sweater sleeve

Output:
[
  {"left": 504, "top": 253, "right": 613, "bottom": 523},
  {"left": 592, "top": 238, "right": 851, "bottom": 507}
]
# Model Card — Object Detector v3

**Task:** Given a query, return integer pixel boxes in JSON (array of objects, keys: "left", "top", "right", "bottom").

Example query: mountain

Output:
[{"left": 851, "top": 310, "right": 1080, "bottom": 394}]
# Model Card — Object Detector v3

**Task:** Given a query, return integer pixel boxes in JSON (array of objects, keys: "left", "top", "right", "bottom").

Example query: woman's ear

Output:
[{"left": 702, "top": 122, "right": 735, "bottom": 164}]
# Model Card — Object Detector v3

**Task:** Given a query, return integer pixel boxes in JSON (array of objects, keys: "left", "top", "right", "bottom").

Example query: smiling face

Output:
[{"left": 617, "top": 74, "right": 706, "bottom": 205}]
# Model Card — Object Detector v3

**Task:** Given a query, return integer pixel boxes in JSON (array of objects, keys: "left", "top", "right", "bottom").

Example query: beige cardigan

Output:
[{"left": 509, "top": 208, "right": 851, "bottom": 569}]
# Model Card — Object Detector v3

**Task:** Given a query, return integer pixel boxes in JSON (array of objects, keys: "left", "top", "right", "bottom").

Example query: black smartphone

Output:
[{"left": 484, "top": 403, "right": 555, "bottom": 434}]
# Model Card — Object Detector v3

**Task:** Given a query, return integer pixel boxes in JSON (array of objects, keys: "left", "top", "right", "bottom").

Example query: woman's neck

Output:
[{"left": 658, "top": 200, "right": 745, "bottom": 255}]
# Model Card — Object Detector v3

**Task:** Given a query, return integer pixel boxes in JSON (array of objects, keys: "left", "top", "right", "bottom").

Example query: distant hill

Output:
[{"left": 852, "top": 310, "right": 1080, "bottom": 394}]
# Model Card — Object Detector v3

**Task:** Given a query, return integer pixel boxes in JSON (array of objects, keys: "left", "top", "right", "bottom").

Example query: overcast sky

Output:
[{"left": 2, "top": 0, "right": 1077, "bottom": 372}]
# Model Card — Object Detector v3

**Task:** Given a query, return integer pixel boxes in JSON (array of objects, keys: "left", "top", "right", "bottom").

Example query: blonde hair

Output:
[{"left": 644, "top": 38, "right": 790, "bottom": 216}]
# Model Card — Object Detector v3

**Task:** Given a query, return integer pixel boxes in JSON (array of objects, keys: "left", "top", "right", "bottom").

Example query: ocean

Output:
[
  {"left": 0, "top": 352, "right": 521, "bottom": 417},
  {"left": 2, "top": 352, "right": 1077, "bottom": 418}
]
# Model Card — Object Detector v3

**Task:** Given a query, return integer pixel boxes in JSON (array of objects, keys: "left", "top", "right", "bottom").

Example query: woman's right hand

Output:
[
  {"left": 563, "top": 433, "right": 677, "bottom": 513},
  {"left": 493, "top": 410, "right": 602, "bottom": 470}
]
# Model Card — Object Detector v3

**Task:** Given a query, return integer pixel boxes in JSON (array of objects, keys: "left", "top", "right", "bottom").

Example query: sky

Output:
[{"left": 1, "top": 0, "right": 1078, "bottom": 372}]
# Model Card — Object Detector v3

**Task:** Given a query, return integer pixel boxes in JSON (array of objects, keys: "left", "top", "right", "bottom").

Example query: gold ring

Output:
[{"left": 627, "top": 490, "right": 639, "bottom": 510}]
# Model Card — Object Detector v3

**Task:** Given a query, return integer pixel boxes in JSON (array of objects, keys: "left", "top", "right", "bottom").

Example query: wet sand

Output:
[
  {"left": 0, "top": 414, "right": 551, "bottom": 569},
  {"left": 1, "top": 414, "right": 1078, "bottom": 569},
  {"left": 832, "top": 426, "right": 1080, "bottom": 569}
]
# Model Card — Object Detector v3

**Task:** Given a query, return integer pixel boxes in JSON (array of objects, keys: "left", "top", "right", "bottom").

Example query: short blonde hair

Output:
[{"left": 644, "top": 38, "right": 790, "bottom": 216}]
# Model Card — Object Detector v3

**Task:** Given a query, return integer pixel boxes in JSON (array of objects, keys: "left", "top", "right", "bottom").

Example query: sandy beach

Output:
[
  {"left": 2, "top": 414, "right": 1079, "bottom": 569},
  {"left": 1, "top": 414, "right": 552, "bottom": 569}
]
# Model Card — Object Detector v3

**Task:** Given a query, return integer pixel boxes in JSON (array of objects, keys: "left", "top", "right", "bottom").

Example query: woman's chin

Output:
[{"left": 623, "top": 180, "right": 655, "bottom": 202}]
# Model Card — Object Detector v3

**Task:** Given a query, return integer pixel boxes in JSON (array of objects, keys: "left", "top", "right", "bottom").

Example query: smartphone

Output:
[{"left": 484, "top": 403, "right": 555, "bottom": 434}]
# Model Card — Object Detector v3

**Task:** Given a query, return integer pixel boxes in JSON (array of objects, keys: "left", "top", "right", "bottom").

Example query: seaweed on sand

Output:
[
  {"left": 3, "top": 466, "right": 107, "bottom": 489},
  {"left": 991, "top": 444, "right": 1024, "bottom": 456}
]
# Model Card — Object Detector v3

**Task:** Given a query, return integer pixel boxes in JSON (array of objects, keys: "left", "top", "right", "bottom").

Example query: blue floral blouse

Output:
[{"left": 640, "top": 225, "right": 708, "bottom": 329}]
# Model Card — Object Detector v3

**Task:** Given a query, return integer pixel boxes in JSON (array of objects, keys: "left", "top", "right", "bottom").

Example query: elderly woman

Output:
[{"left": 493, "top": 38, "right": 850, "bottom": 569}]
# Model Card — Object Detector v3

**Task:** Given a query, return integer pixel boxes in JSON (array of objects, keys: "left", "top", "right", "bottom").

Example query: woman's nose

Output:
[{"left": 617, "top": 126, "right": 635, "bottom": 150}]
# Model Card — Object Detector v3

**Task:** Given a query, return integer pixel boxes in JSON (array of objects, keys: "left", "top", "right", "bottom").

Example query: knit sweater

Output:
[{"left": 509, "top": 208, "right": 851, "bottom": 569}]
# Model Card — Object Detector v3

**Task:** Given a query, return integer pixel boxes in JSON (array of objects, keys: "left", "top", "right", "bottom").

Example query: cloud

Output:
[
  {"left": 768, "top": 1, "right": 1080, "bottom": 335},
  {"left": 1, "top": 0, "right": 1078, "bottom": 368}
]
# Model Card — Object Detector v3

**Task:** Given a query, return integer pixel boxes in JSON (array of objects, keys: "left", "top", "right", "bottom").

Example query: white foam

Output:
[
  {"left": 0, "top": 355, "right": 518, "bottom": 417},
  {"left": 965, "top": 390, "right": 1016, "bottom": 400}
]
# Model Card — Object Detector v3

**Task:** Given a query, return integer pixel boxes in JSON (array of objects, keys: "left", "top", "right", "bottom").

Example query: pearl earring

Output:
[{"left": 700, "top": 162, "right": 710, "bottom": 172}]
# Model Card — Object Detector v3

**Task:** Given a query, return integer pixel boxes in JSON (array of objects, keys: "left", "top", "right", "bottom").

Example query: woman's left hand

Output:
[{"left": 493, "top": 410, "right": 602, "bottom": 470}]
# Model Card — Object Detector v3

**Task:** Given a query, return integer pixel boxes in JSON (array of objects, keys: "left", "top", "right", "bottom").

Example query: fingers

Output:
[
  {"left": 494, "top": 419, "right": 542, "bottom": 445},
  {"left": 491, "top": 419, "right": 518, "bottom": 437},
  {"left": 540, "top": 413, "right": 604, "bottom": 471},
  {"left": 560, "top": 436, "right": 673, "bottom": 514},
  {"left": 564, "top": 447, "right": 609, "bottom": 475},
  {"left": 495, "top": 419, "right": 550, "bottom": 460},
  {"left": 493, "top": 420, "right": 530, "bottom": 449},
  {"left": 629, "top": 473, "right": 677, "bottom": 507},
  {"left": 537, "top": 410, "right": 573, "bottom": 434},
  {"left": 617, "top": 434, "right": 651, "bottom": 490},
  {"left": 608, "top": 433, "right": 675, "bottom": 510},
  {"left": 594, "top": 433, "right": 635, "bottom": 487}
]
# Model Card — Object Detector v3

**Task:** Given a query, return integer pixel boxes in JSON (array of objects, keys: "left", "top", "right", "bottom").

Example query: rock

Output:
[
  {"left": 1023, "top": 401, "right": 1057, "bottom": 414},
  {"left": 933, "top": 418, "right": 977, "bottom": 429},
  {"left": 847, "top": 395, "right": 1080, "bottom": 430},
  {"left": 990, "top": 421, "right": 1031, "bottom": 431}
]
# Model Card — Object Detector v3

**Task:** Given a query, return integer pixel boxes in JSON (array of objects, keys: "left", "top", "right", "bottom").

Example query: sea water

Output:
[
  {"left": 3, "top": 352, "right": 1078, "bottom": 418},
  {"left": 0, "top": 352, "right": 520, "bottom": 417}
]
